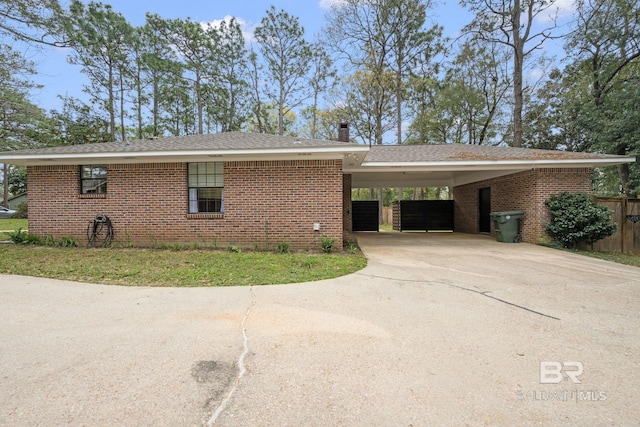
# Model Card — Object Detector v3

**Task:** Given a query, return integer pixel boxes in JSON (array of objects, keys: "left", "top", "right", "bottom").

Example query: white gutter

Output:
[
  {"left": 0, "top": 145, "right": 370, "bottom": 166},
  {"left": 354, "top": 156, "right": 635, "bottom": 171}
]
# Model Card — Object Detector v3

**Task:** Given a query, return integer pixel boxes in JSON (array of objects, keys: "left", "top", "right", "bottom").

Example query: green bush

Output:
[
  {"left": 23, "top": 232, "right": 42, "bottom": 245},
  {"left": 13, "top": 202, "right": 27, "bottom": 219},
  {"left": 57, "top": 236, "right": 79, "bottom": 247},
  {"left": 545, "top": 192, "right": 617, "bottom": 248},
  {"left": 226, "top": 245, "right": 241, "bottom": 253},
  {"left": 320, "top": 236, "right": 337, "bottom": 253},
  {"left": 7, "top": 228, "right": 29, "bottom": 244},
  {"left": 7, "top": 229, "right": 77, "bottom": 247},
  {"left": 276, "top": 242, "right": 289, "bottom": 254}
]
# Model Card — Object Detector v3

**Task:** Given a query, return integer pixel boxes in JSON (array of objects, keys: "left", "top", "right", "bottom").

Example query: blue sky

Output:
[
  {"left": 25, "top": 0, "right": 574, "bottom": 113},
  {"left": 27, "top": 0, "right": 475, "bottom": 112}
]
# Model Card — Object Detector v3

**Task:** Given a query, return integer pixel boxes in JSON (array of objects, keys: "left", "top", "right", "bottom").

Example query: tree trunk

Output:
[
  {"left": 108, "top": 67, "right": 116, "bottom": 142},
  {"left": 229, "top": 82, "right": 236, "bottom": 132},
  {"left": 511, "top": 0, "right": 524, "bottom": 148},
  {"left": 136, "top": 66, "right": 143, "bottom": 139},
  {"left": 152, "top": 75, "right": 159, "bottom": 136},
  {"left": 119, "top": 72, "right": 126, "bottom": 142},
  {"left": 278, "top": 81, "right": 285, "bottom": 136},
  {"left": 2, "top": 163, "right": 8, "bottom": 208},
  {"left": 311, "top": 92, "right": 319, "bottom": 139},
  {"left": 396, "top": 59, "right": 403, "bottom": 145},
  {"left": 512, "top": 49, "right": 524, "bottom": 148},
  {"left": 196, "top": 71, "right": 203, "bottom": 135},
  {"left": 617, "top": 160, "right": 632, "bottom": 197}
]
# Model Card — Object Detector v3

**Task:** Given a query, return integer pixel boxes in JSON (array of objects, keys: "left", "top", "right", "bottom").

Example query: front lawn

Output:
[
  {"left": 0, "top": 245, "right": 367, "bottom": 287},
  {"left": 563, "top": 248, "right": 640, "bottom": 268},
  {"left": 541, "top": 241, "right": 640, "bottom": 268},
  {"left": 0, "top": 219, "right": 28, "bottom": 240}
]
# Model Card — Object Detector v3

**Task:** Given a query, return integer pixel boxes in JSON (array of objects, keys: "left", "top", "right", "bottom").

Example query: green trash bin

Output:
[{"left": 490, "top": 211, "right": 524, "bottom": 243}]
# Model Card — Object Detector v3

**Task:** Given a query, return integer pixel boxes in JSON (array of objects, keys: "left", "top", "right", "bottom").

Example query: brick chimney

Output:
[{"left": 338, "top": 122, "right": 350, "bottom": 142}]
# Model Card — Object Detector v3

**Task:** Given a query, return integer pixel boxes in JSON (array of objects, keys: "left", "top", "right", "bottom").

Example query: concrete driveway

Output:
[{"left": 1, "top": 232, "right": 639, "bottom": 426}]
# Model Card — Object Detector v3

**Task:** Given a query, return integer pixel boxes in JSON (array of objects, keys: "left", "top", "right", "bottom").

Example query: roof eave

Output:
[
  {"left": 0, "top": 146, "right": 370, "bottom": 166},
  {"left": 351, "top": 157, "right": 635, "bottom": 172}
]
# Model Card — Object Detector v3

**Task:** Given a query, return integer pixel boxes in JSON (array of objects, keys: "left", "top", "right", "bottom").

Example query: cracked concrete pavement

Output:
[{"left": 1, "top": 232, "right": 639, "bottom": 425}]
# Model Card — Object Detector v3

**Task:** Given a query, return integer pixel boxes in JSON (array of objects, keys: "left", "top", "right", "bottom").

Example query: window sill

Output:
[
  {"left": 187, "top": 213, "right": 224, "bottom": 220},
  {"left": 78, "top": 193, "right": 107, "bottom": 199}
]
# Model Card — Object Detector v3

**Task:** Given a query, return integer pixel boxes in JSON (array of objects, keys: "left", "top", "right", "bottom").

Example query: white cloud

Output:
[
  {"left": 528, "top": 67, "right": 545, "bottom": 81},
  {"left": 201, "top": 15, "right": 257, "bottom": 44},
  {"left": 319, "top": 0, "right": 347, "bottom": 10},
  {"left": 555, "top": 0, "right": 576, "bottom": 18},
  {"left": 536, "top": 0, "right": 576, "bottom": 23}
]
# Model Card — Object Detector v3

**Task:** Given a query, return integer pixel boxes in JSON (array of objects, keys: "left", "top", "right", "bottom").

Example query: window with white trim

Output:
[
  {"left": 188, "top": 162, "right": 223, "bottom": 213},
  {"left": 80, "top": 165, "right": 107, "bottom": 194}
]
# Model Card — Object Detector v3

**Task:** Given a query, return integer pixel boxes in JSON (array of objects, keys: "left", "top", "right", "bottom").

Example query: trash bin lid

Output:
[{"left": 490, "top": 210, "right": 524, "bottom": 217}]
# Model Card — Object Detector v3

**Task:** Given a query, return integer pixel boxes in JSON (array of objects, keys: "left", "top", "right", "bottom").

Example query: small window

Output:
[
  {"left": 188, "top": 162, "right": 223, "bottom": 213},
  {"left": 80, "top": 165, "right": 107, "bottom": 194}
]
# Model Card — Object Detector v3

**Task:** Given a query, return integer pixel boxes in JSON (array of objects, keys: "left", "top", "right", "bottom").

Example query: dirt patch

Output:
[
  {"left": 191, "top": 360, "right": 237, "bottom": 409},
  {"left": 192, "top": 360, "right": 234, "bottom": 384}
]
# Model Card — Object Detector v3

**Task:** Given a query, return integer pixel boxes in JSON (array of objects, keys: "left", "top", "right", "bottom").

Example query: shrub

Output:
[
  {"left": 23, "top": 232, "right": 42, "bottom": 245},
  {"left": 7, "top": 228, "right": 29, "bottom": 244},
  {"left": 545, "top": 192, "right": 617, "bottom": 248},
  {"left": 13, "top": 202, "right": 27, "bottom": 219},
  {"left": 276, "top": 242, "right": 289, "bottom": 254},
  {"left": 227, "top": 245, "right": 241, "bottom": 253},
  {"left": 43, "top": 235, "right": 57, "bottom": 246},
  {"left": 320, "top": 236, "right": 337, "bottom": 253},
  {"left": 7, "top": 229, "right": 76, "bottom": 247},
  {"left": 57, "top": 236, "right": 78, "bottom": 247}
]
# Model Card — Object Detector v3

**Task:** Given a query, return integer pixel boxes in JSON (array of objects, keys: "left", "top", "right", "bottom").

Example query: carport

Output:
[{"left": 344, "top": 144, "right": 634, "bottom": 242}]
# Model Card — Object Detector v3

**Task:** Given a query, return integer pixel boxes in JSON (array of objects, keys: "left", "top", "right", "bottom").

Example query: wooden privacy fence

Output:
[
  {"left": 592, "top": 197, "right": 640, "bottom": 254},
  {"left": 382, "top": 206, "right": 393, "bottom": 224}
]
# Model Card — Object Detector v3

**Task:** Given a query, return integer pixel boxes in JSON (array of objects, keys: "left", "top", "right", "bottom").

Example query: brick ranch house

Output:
[{"left": 0, "top": 130, "right": 634, "bottom": 248}]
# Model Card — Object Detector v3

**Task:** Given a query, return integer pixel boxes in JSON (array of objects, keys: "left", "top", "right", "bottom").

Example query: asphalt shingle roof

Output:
[
  {"left": 365, "top": 144, "right": 620, "bottom": 162},
  {"left": 2, "top": 132, "right": 356, "bottom": 156},
  {"left": 0, "top": 133, "right": 630, "bottom": 165}
]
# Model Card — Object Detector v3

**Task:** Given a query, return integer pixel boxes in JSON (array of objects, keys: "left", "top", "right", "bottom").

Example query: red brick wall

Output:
[
  {"left": 453, "top": 168, "right": 593, "bottom": 242},
  {"left": 27, "top": 160, "right": 344, "bottom": 249},
  {"left": 343, "top": 174, "right": 352, "bottom": 241}
]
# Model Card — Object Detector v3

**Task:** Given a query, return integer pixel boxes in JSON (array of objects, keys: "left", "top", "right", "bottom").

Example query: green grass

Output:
[
  {"left": 541, "top": 242, "right": 640, "bottom": 268},
  {"left": 0, "top": 218, "right": 28, "bottom": 240},
  {"left": 563, "top": 248, "right": 640, "bottom": 268},
  {"left": 379, "top": 223, "right": 394, "bottom": 232},
  {"left": 587, "top": 251, "right": 640, "bottom": 267},
  {"left": 0, "top": 246, "right": 367, "bottom": 287}
]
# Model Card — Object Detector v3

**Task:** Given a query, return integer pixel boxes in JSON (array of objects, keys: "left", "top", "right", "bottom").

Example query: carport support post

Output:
[
  {"left": 2, "top": 163, "right": 8, "bottom": 208},
  {"left": 622, "top": 197, "right": 629, "bottom": 254},
  {"left": 378, "top": 188, "right": 383, "bottom": 225}
]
